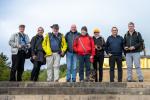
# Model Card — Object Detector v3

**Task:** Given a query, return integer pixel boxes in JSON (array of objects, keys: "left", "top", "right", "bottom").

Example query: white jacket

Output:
[{"left": 9, "top": 32, "right": 30, "bottom": 55}]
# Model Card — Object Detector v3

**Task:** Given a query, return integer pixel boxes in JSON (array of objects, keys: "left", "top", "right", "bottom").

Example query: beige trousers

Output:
[{"left": 46, "top": 53, "right": 61, "bottom": 82}]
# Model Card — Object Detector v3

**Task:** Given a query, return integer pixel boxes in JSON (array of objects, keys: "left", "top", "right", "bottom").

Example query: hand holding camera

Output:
[
  {"left": 124, "top": 46, "right": 135, "bottom": 51},
  {"left": 32, "top": 55, "right": 38, "bottom": 60},
  {"left": 124, "top": 46, "right": 129, "bottom": 51},
  {"left": 129, "top": 46, "right": 135, "bottom": 50},
  {"left": 95, "top": 45, "right": 102, "bottom": 50}
]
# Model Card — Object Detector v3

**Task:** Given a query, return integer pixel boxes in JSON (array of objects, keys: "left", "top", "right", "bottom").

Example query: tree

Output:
[{"left": 0, "top": 52, "right": 10, "bottom": 81}]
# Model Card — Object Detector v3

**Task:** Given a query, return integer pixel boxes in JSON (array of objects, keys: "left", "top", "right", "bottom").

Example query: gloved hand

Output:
[{"left": 90, "top": 56, "right": 94, "bottom": 63}]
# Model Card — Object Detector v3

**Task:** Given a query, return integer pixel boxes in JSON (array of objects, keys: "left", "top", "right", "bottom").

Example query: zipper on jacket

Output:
[
  {"left": 71, "top": 32, "right": 75, "bottom": 53},
  {"left": 129, "top": 35, "right": 132, "bottom": 47}
]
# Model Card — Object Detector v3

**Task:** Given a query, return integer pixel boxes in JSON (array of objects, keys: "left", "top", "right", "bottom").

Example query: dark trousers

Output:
[
  {"left": 10, "top": 51, "right": 25, "bottom": 81},
  {"left": 30, "top": 61, "right": 41, "bottom": 81},
  {"left": 78, "top": 54, "right": 91, "bottom": 81},
  {"left": 109, "top": 55, "right": 122, "bottom": 82},
  {"left": 93, "top": 55, "right": 104, "bottom": 82}
]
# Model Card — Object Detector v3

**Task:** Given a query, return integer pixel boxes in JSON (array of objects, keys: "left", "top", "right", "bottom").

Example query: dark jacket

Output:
[
  {"left": 93, "top": 35, "right": 105, "bottom": 55},
  {"left": 49, "top": 33, "right": 62, "bottom": 52},
  {"left": 31, "top": 34, "right": 45, "bottom": 63},
  {"left": 124, "top": 31, "right": 143, "bottom": 53},
  {"left": 106, "top": 35, "right": 124, "bottom": 56},
  {"left": 65, "top": 31, "right": 80, "bottom": 53}
]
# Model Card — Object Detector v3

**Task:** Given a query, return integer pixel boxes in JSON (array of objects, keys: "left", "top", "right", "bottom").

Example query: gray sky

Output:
[{"left": 0, "top": 0, "right": 150, "bottom": 69}]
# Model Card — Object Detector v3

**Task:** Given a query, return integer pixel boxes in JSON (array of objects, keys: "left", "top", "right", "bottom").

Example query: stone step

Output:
[
  {"left": 0, "top": 82, "right": 127, "bottom": 88},
  {"left": 0, "top": 82, "right": 150, "bottom": 88},
  {"left": 0, "top": 82, "right": 150, "bottom": 95}
]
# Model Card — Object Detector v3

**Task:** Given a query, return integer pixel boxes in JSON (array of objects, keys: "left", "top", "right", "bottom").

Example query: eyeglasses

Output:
[{"left": 38, "top": 30, "right": 43, "bottom": 31}]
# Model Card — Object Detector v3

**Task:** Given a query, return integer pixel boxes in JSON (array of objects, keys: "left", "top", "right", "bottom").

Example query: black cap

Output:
[{"left": 51, "top": 24, "right": 59, "bottom": 29}]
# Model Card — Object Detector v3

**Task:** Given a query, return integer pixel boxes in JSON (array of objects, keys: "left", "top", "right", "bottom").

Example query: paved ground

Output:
[{"left": 59, "top": 69, "right": 150, "bottom": 82}]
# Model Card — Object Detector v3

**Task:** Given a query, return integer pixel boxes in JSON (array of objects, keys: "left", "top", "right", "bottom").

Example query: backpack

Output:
[{"left": 124, "top": 32, "right": 145, "bottom": 52}]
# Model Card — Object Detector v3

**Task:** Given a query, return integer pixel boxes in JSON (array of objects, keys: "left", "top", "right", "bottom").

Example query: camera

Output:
[{"left": 96, "top": 45, "right": 102, "bottom": 50}]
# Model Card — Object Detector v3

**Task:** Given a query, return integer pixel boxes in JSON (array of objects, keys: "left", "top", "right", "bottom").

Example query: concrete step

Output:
[{"left": 0, "top": 82, "right": 150, "bottom": 95}]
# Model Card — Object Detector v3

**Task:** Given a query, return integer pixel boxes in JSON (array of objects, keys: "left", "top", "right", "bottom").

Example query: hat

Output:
[
  {"left": 93, "top": 28, "right": 100, "bottom": 33},
  {"left": 51, "top": 24, "right": 59, "bottom": 29}
]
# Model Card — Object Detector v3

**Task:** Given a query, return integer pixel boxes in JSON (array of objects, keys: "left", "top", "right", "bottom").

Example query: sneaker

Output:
[
  {"left": 127, "top": 80, "right": 132, "bottom": 82},
  {"left": 66, "top": 79, "right": 70, "bottom": 82},
  {"left": 72, "top": 78, "right": 76, "bottom": 82},
  {"left": 72, "top": 80, "right": 76, "bottom": 82},
  {"left": 139, "top": 80, "right": 143, "bottom": 82},
  {"left": 54, "top": 80, "right": 59, "bottom": 82},
  {"left": 85, "top": 78, "right": 90, "bottom": 82},
  {"left": 80, "top": 80, "right": 84, "bottom": 82}
]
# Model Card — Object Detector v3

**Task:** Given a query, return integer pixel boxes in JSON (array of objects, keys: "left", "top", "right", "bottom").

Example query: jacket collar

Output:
[
  {"left": 69, "top": 31, "right": 78, "bottom": 34},
  {"left": 111, "top": 35, "right": 120, "bottom": 38},
  {"left": 80, "top": 34, "right": 89, "bottom": 37},
  {"left": 94, "top": 35, "right": 103, "bottom": 39},
  {"left": 52, "top": 32, "right": 61, "bottom": 37},
  {"left": 127, "top": 30, "right": 136, "bottom": 35},
  {"left": 36, "top": 34, "right": 43, "bottom": 38}
]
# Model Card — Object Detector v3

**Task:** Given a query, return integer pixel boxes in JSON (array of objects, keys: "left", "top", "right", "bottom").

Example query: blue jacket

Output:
[
  {"left": 65, "top": 31, "right": 80, "bottom": 53},
  {"left": 105, "top": 35, "right": 124, "bottom": 56}
]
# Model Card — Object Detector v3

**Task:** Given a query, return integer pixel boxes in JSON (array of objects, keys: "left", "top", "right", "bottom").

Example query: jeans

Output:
[
  {"left": 126, "top": 52, "right": 143, "bottom": 81},
  {"left": 78, "top": 54, "right": 91, "bottom": 81},
  {"left": 66, "top": 52, "right": 77, "bottom": 81},
  {"left": 109, "top": 55, "right": 123, "bottom": 82}
]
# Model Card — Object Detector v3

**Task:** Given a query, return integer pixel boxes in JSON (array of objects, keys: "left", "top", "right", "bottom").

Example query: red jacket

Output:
[{"left": 73, "top": 34, "right": 95, "bottom": 56}]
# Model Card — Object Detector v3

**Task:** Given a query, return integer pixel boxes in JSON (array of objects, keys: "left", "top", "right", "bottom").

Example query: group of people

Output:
[{"left": 9, "top": 22, "right": 144, "bottom": 82}]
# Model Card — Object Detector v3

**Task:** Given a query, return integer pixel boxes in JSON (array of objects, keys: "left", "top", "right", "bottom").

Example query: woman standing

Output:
[
  {"left": 93, "top": 28, "right": 105, "bottom": 82},
  {"left": 30, "top": 27, "right": 45, "bottom": 81},
  {"left": 73, "top": 26, "right": 95, "bottom": 82}
]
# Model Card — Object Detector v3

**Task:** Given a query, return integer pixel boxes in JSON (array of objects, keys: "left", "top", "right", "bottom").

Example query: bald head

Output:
[{"left": 70, "top": 24, "right": 77, "bottom": 32}]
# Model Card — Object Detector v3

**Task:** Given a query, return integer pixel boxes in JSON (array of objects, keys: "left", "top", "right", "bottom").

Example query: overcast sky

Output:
[{"left": 0, "top": 0, "right": 150, "bottom": 69}]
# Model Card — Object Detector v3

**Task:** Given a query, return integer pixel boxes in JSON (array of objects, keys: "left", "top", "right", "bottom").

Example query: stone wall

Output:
[{"left": 0, "top": 82, "right": 150, "bottom": 100}]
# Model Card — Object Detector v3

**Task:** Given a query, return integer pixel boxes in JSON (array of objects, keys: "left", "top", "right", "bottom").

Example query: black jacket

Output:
[
  {"left": 93, "top": 36, "right": 105, "bottom": 55},
  {"left": 65, "top": 31, "right": 80, "bottom": 53},
  {"left": 30, "top": 35, "right": 45, "bottom": 63},
  {"left": 124, "top": 31, "right": 143, "bottom": 53},
  {"left": 106, "top": 35, "right": 124, "bottom": 56}
]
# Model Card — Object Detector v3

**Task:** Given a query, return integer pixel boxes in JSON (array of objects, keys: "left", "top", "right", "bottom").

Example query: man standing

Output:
[
  {"left": 106, "top": 27, "right": 124, "bottom": 82},
  {"left": 9, "top": 25, "right": 30, "bottom": 81},
  {"left": 124, "top": 22, "right": 144, "bottom": 82},
  {"left": 93, "top": 28, "right": 105, "bottom": 82},
  {"left": 42, "top": 24, "right": 67, "bottom": 82},
  {"left": 65, "top": 24, "right": 80, "bottom": 82}
]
